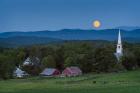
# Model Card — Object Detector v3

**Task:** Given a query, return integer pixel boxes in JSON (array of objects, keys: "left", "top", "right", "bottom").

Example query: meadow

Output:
[{"left": 0, "top": 70, "right": 140, "bottom": 93}]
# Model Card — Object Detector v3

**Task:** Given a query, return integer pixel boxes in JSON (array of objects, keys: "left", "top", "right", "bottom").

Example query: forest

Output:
[{"left": 0, "top": 40, "right": 140, "bottom": 79}]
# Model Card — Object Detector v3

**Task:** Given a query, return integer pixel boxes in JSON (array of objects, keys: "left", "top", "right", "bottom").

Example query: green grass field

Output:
[{"left": 0, "top": 70, "right": 140, "bottom": 93}]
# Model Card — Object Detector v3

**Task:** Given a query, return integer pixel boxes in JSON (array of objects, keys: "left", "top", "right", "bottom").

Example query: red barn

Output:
[
  {"left": 62, "top": 66, "right": 82, "bottom": 77},
  {"left": 40, "top": 68, "right": 60, "bottom": 76}
]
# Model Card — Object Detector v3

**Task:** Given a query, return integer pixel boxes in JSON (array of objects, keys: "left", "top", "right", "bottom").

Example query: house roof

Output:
[
  {"left": 23, "top": 57, "right": 40, "bottom": 66},
  {"left": 23, "top": 57, "right": 31, "bottom": 65},
  {"left": 14, "top": 67, "right": 25, "bottom": 74}
]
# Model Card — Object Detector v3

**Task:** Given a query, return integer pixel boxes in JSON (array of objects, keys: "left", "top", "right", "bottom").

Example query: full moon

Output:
[{"left": 93, "top": 20, "right": 101, "bottom": 28}]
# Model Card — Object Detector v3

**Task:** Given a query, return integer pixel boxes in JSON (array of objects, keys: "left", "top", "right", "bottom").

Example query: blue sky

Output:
[{"left": 0, "top": 0, "right": 140, "bottom": 32}]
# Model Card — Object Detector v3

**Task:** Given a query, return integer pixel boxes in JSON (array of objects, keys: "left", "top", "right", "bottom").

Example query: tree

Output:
[
  {"left": 132, "top": 47, "right": 140, "bottom": 67},
  {"left": 122, "top": 50, "right": 137, "bottom": 70},
  {"left": 22, "top": 65, "right": 41, "bottom": 76},
  {"left": 40, "top": 47, "right": 55, "bottom": 58},
  {"left": 55, "top": 46, "right": 64, "bottom": 71},
  {"left": 64, "top": 56, "right": 78, "bottom": 67},
  {"left": 42, "top": 55, "right": 56, "bottom": 68},
  {"left": 0, "top": 54, "right": 15, "bottom": 79},
  {"left": 94, "top": 47, "right": 117, "bottom": 72},
  {"left": 29, "top": 46, "right": 41, "bottom": 58},
  {"left": 16, "top": 51, "right": 26, "bottom": 65},
  {"left": 78, "top": 53, "right": 94, "bottom": 73}
]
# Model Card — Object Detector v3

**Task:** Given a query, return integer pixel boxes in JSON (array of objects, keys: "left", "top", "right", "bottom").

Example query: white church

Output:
[{"left": 114, "top": 29, "right": 123, "bottom": 61}]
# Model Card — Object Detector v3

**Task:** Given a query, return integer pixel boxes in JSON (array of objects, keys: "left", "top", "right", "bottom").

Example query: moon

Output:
[{"left": 93, "top": 20, "right": 101, "bottom": 28}]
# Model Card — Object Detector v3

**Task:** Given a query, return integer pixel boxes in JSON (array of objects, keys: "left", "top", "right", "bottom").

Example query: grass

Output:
[{"left": 0, "top": 70, "right": 140, "bottom": 93}]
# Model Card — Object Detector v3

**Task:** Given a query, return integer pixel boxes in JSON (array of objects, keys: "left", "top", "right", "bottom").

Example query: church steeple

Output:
[
  {"left": 118, "top": 29, "right": 121, "bottom": 44},
  {"left": 116, "top": 29, "right": 123, "bottom": 55},
  {"left": 114, "top": 29, "right": 123, "bottom": 62}
]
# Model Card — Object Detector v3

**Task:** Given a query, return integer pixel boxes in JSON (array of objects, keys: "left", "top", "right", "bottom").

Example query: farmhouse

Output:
[
  {"left": 13, "top": 67, "right": 28, "bottom": 78},
  {"left": 23, "top": 57, "right": 40, "bottom": 66},
  {"left": 62, "top": 66, "right": 82, "bottom": 77},
  {"left": 23, "top": 57, "right": 32, "bottom": 65},
  {"left": 40, "top": 68, "right": 60, "bottom": 76}
]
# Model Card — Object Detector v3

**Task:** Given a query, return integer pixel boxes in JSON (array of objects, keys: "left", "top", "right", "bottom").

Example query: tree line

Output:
[{"left": 0, "top": 41, "right": 140, "bottom": 79}]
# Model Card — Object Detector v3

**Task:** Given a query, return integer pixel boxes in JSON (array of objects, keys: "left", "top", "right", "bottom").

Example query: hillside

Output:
[
  {"left": 0, "top": 36, "right": 62, "bottom": 47},
  {"left": 115, "top": 26, "right": 140, "bottom": 31},
  {"left": 0, "top": 29, "right": 139, "bottom": 47},
  {"left": 0, "top": 70, "right": 140, "bottom": 93},
  {"left": 0, "top": 29, "right": 140, "bottom": 40}
]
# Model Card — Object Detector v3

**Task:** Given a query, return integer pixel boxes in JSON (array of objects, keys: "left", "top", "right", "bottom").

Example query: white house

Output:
[
  {"left": 23, "top": 57, "right": 32, "bottom": 66},
  {"left": 13, "top": 67, "right": 28, "bottom": 78},
  {"left": 23, "top": 57, "right": 40, "bottom": 66}
]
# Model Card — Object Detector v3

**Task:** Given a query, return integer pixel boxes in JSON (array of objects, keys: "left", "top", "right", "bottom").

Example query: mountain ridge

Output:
[{"left": 0, "top": 29, "right": 139, "bottom": 47}]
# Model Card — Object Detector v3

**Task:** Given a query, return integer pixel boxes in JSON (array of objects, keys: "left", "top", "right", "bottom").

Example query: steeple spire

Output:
[
  {"left": 114, "top": 29, "right": 123, "bottom": 62},
  {"left": 116, "top": 29, "right": 123, "bottom": 54},
  {"left": 118, "top": 29, "right": 121, "bottom": 44}
]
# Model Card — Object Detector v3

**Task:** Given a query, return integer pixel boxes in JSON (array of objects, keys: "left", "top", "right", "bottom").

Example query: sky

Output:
[{"left": 0, "top": 0, "right": 140, "bottom": 32}]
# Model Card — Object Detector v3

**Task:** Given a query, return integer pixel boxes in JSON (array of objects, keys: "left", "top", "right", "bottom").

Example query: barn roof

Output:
[
  {"left": 40, "top": 68, "right": 58, "bottom": 76},
  {"left": 67, "top": 66, "right": 82, "bottom": 73}
]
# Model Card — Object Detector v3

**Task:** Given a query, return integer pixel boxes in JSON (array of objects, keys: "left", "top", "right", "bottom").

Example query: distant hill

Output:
[
  {"left": 0, "top": 29, "right": 139, "bottom": 47},
  {"left": 0, "top": 36, "right": 62, "bottom": 47},
  {"left": 115, "top": 26, "right": 140, "bottom": 31}
]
